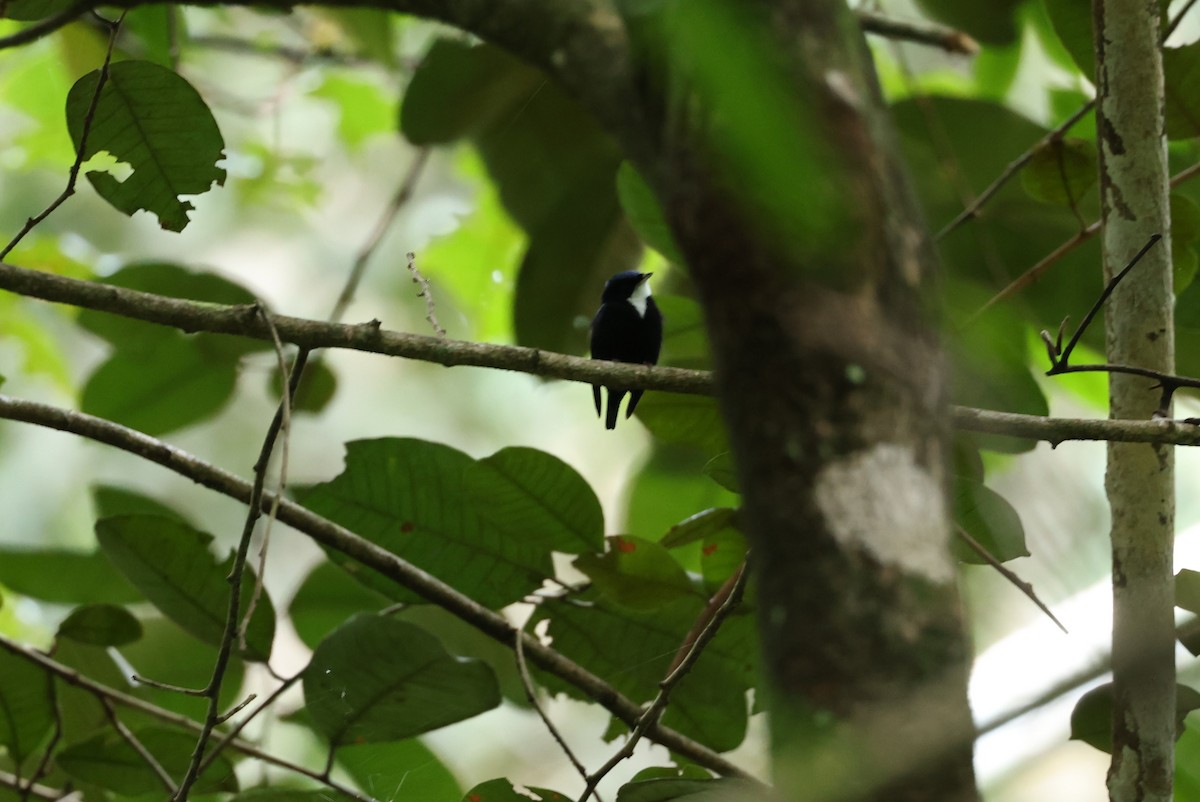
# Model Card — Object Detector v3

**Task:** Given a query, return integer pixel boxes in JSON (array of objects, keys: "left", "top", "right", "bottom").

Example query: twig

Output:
[
  {"left": 0, "top": 636, "right": 381, "bottom": 802},
  {"left": 935, "top": 102, "right": 1094, "bottom": 242},
  {"left": 173, "top": 307, "right": 305, "bottom": 802},
  {"left": 514, "top": 621, "right": 597, "bottom": 801},
  {"left": 954, "top": 526, "right": 1066, "bottom": 634},
  {"left": 198, "top": 673, "right": 302, "bottom": 775},
  {"left": 99, "top": 697, "right": 178, "bottom": 794},
  {"left": 855, "top": 10, "right": 977, "bottom": 54},
  {"left": 0, "top": 11, "right": 124, "bottom": 260},
  {"left": 0, "top": 0, "right": 89, "bottom": 50},
  {"left": 576, "top": 562, "right": 750, "bottom": 802},
  {"left": 131, "top": 674, "right": 206, "bottom": 695},
  {"left": 331, "top": 150, "right": 430, "bottom": 322},
  {"left": 666, "top": 561, "right": 747, "bottom": 676},
  {"left": 0, "top": 395, "right": 753, "bottom": 780},
  {"left": 406, "top": 251, "right": 445, "bottom": 337}
]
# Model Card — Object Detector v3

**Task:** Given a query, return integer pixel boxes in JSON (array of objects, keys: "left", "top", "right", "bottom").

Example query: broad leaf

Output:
[
  {"left": 616, "top": 777, "right": 761, "bottom": 802},
  {"left": 57, "top": 727, "right": 237, "bottom": 794},
  {"left": 1070, "top": 682, "right": 1200, "bottom": 753},
  {"left": 1021, "top": 137, "right": 1097, "bottom": 207},
  {"left": 617, "top": 162, "right": 683, "bottom": 263},
  {"left": 0, "top": 649, "right": 53, "bottom": 766},
  {"left": 95, "top": 515, "right": 275, "bottom": 662},
  {"left": 531, "top": 594, "right": 755, "bottom": 751},
  {"left": 574, "top": 536, "right": 696, "bottom": 609},
  {"left": 66, "top": 61, "right": 225, "bottom": 231},
  {"left": 950, "top": 476, "right": 1028, "bottom": 564},
  {"left": 303, "top": 614, "right": 500, "bottom": 745},
  {"left": 661, "top": 508, "right": 738, "bottom": 549},
  {"left": 465, "top": 446, "right": 604, "bottom": 554},
  {"left": 336, "top": 739, "right": 461, "bottom": 802},
  {"left": 0, "top": 546, "right": 139, "bottom": 604},
  {"left": 298, "top": 438, "right": 552, "bottom": 609},
  {"left": 636, "top": 393, "right": 728, "bottom": 455},
  {"left": 289, "top": 561, "right": 388, "bottom": 650},
  {"left": 58, "top": 603, "right": 142, "bottom": 647},
  {"left": 461, "top": 779, "right": 568, "bottom": 802}
]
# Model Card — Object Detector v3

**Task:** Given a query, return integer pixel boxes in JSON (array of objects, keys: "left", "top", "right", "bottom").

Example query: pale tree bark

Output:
[{"left": 1093, "top": 1, "right": 1177, "bottom": 800}]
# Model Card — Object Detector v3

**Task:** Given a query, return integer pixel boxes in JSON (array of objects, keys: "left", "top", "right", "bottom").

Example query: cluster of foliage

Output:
[{"left": 1, "top": 0, "right": 1200, "bottom": 800}]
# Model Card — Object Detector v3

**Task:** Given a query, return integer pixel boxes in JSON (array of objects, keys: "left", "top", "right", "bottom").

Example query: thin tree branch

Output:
[
  {"left": 197, "top": 673, "right": 302, "bottom": 776},
  {"left": 2, "top": 259, "right": 1200, "bottom": 446},
  {"left": 514, "top": 624, "right": 598, "bottom": 802},
  {"left": 0, "top": 11, "right": 123, "bottom": 260},
  {"left": 0, "top": 0, "right": 89, "bottom": 50},
  {"left": 99, "top": 697, "right": 179, "bottom": 794},
  {"left": 954, "top": 526, "right": 1066, "bottom": 634},
  {"left": 0, "top": 636, "right": 381, "bottom": 802},
  {"left": 576, "top": 562, "right": 750, "bottom": 802},
  {"left": 856, "top": 10, "right": 977, "bottom": 54},
  {"left": 0, "top": 394, "right": 755, "bottom": 781}
]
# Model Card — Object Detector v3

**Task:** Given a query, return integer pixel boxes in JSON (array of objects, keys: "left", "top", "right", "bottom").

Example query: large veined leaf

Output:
[
  {"left": 56, "top": 727, "right": 237, "bottom": 794},
  {"left": 66, "top": 61, "right": 225, "bottom": 231},
  {"left": 574, "top": 536, "right": 697, "bottom": 609},
  {"left": 950, "top": 476, "right": 1028, "bottom": 564},
  {"left": 336, "top": 739, "right": 462, "bottom": 802},
  {"left": 615, "top": 777, "right": 762, "bottom": 802},
  {"left": 57, "top": 603, "right": 143, "bottom": 647},
  {"left": 94, "top": 515, "right": 275, "bottom": 662},
  {"left": 461, "top": 779, "right": 569, "bottom": 802},
  {"left": 530, "top": 593, "right": 755, "bottom": 751},
  {"left": 0, "top": 649, "right": 53, "bottom": 766},
  {"left": 297, "top": 438, "right": 554, "bottom": 609},
  {"left": 0, "top": 546, "right": 139, "bottom": 604},
  {"left": 303, "top": 614, "right": 500, "bottom": 745},
  {"left": 465, "top": 446, "right": 604, "bottom": 554}
]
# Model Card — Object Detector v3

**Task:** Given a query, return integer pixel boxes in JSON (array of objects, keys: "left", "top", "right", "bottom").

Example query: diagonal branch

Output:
[{"left": 0, "top": 393, "right": 756, "bottom": 782}]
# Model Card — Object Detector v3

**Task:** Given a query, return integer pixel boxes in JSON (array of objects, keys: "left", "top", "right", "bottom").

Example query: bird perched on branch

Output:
[{"left": 589, "top": 270, "right": 663, "bottom": 429}]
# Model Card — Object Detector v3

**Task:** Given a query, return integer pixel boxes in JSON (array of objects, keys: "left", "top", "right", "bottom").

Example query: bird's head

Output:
[{"left": 602, "top": 271, "right": 653, "bottom": 304}]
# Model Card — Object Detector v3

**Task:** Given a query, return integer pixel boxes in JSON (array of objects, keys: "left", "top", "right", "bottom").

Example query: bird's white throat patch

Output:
[{"left": 629, "top": 279, "right": 652, "bottom": 317}]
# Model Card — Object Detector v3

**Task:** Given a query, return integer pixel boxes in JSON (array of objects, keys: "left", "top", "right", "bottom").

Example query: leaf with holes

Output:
[
  {"left": 94, "top": 515, "right": 275, "bottom": 662},
  {"left": 303, "top": 614, "right": 500, "bottom": 745},
  {"left": 66, "top": 60, "right": 225, "bottom": 231}
]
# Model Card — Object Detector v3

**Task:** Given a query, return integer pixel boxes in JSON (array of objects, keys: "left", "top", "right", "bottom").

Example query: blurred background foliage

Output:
[{"left": 2, "top": 0, "right": 1200, "bottom": 800}]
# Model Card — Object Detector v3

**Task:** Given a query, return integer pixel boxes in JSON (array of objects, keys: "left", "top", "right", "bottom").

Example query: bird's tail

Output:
[
  {"left": 605, "top": 389, "right": 627, "bottom": 430},
  {"left": 592, "top": 385, "right": 602, "bottom": 418},
  {"left": 625, "top": 389, "right": 645, "bottom": 420}
]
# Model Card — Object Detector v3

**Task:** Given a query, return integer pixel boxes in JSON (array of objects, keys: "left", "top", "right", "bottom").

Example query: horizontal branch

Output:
[
  {"left": 0, "top": 393, "right": 752, "bottom": 780},
  {"left": 3, "top": 260, "right": 1199, "bottom": 446}
]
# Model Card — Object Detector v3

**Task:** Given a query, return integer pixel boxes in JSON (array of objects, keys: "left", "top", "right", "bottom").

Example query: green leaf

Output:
[
  {"left": 700, "top": 528, "right": 747, "bottom": 590},
  {"left": 303, "top": 614, "right": 500, "bottom": 745},
  {"left": 574, "top": 536, "right": 697, "bottom": 609},
  {"left": 636, "top": 393, "right": 728, "bottom": 455},
  {"left": 78, "top": 263, "right": 258, "bottom": 348},
  {"left": 950, "top": 476, "right": 1028, "bottom": 564},
  {"left": 93, "top": 485, "right": 192, "bottom": 524},
  {"left": 0, "top": 648, "right": 53, "bottom": 766},
  {"left": 66, "top": 61, "right": 225, "bottom": 231},
  {"left": 82, "top": 334, "right": 239, "bottom": 435},
  {"left": 661, "top": 508, "right": 738, "bottom": 549},
  {"left": 95, "top": 515, "right": 276, "bottom": 662},
  {"left": 617, "top": 162, "right": 683, "bottom": 263},
  {"left": 616, "top": 777, "right": 760, "bottom": 802},
  {"left": 1181, "top": 568, "right": 1200, "bottom": 612},
  {"left": 336, "top": 739, "right": 462, "bottom": 802},
  {"left": 1070, "top": 683, "right": 1200, "bottom": 753},
  {"left": 57, "top": 727, "right": 237, "bottom": 794},
  {"left": 269, "top": 357, "right": 338, "bottom": 413},
  {"left": 1165, "top": 44, "right": 1200, "bottom": 141},
  {"left": 58, "top": 603, "right": 143, "bottom": 647},
  {"left": 1, "top": 0, "right": 76, "bottom": 20},
  {"left": 1042, "top": 0, "right": 1093, "bottom": 77},
  {"left": 461, "top": 779, "right": 569, "bottom": 802},
  {"left": 297, "top": 438, "right": 552, "bottom": 609},
  {"left": 629, "top": 446, "right": 741, "bottom": 544},
  {"left": 701, "top": 452, "right": 739, "bottom": 493},
  {"left": 0, "top": 546, "right": 140, "bottom": 604},
  {"left": 1021, "top": 137, "right": 1097, "bottom": 207},
  {"left": 531, "top": 594, "right": 754, "bottom": 751},
  {"left": 912, "top": 0, "right": 1021, "bottom": 45},
  {"left": 465, "top": 447, "right": 604, "bottom": 554},
  {"left": 289, "top": 562, "right": 388, "bottom": 650}
]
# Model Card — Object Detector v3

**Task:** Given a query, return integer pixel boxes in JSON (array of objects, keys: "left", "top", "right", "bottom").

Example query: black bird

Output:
[{"left": 589, "top": 270, "right": 663, "bottom": 429}]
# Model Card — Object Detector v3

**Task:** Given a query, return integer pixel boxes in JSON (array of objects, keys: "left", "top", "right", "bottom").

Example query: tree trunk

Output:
[
  {"left": 1093, "top": 1, "right": 1177, "bottom": 800},
  {"left": 640, "top": 2, "right": 980, "bottom": 799}
]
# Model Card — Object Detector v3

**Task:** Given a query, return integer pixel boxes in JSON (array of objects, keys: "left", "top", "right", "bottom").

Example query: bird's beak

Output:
[{"left": 639, "top": 272, "right": 653, "bottom": 283}]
